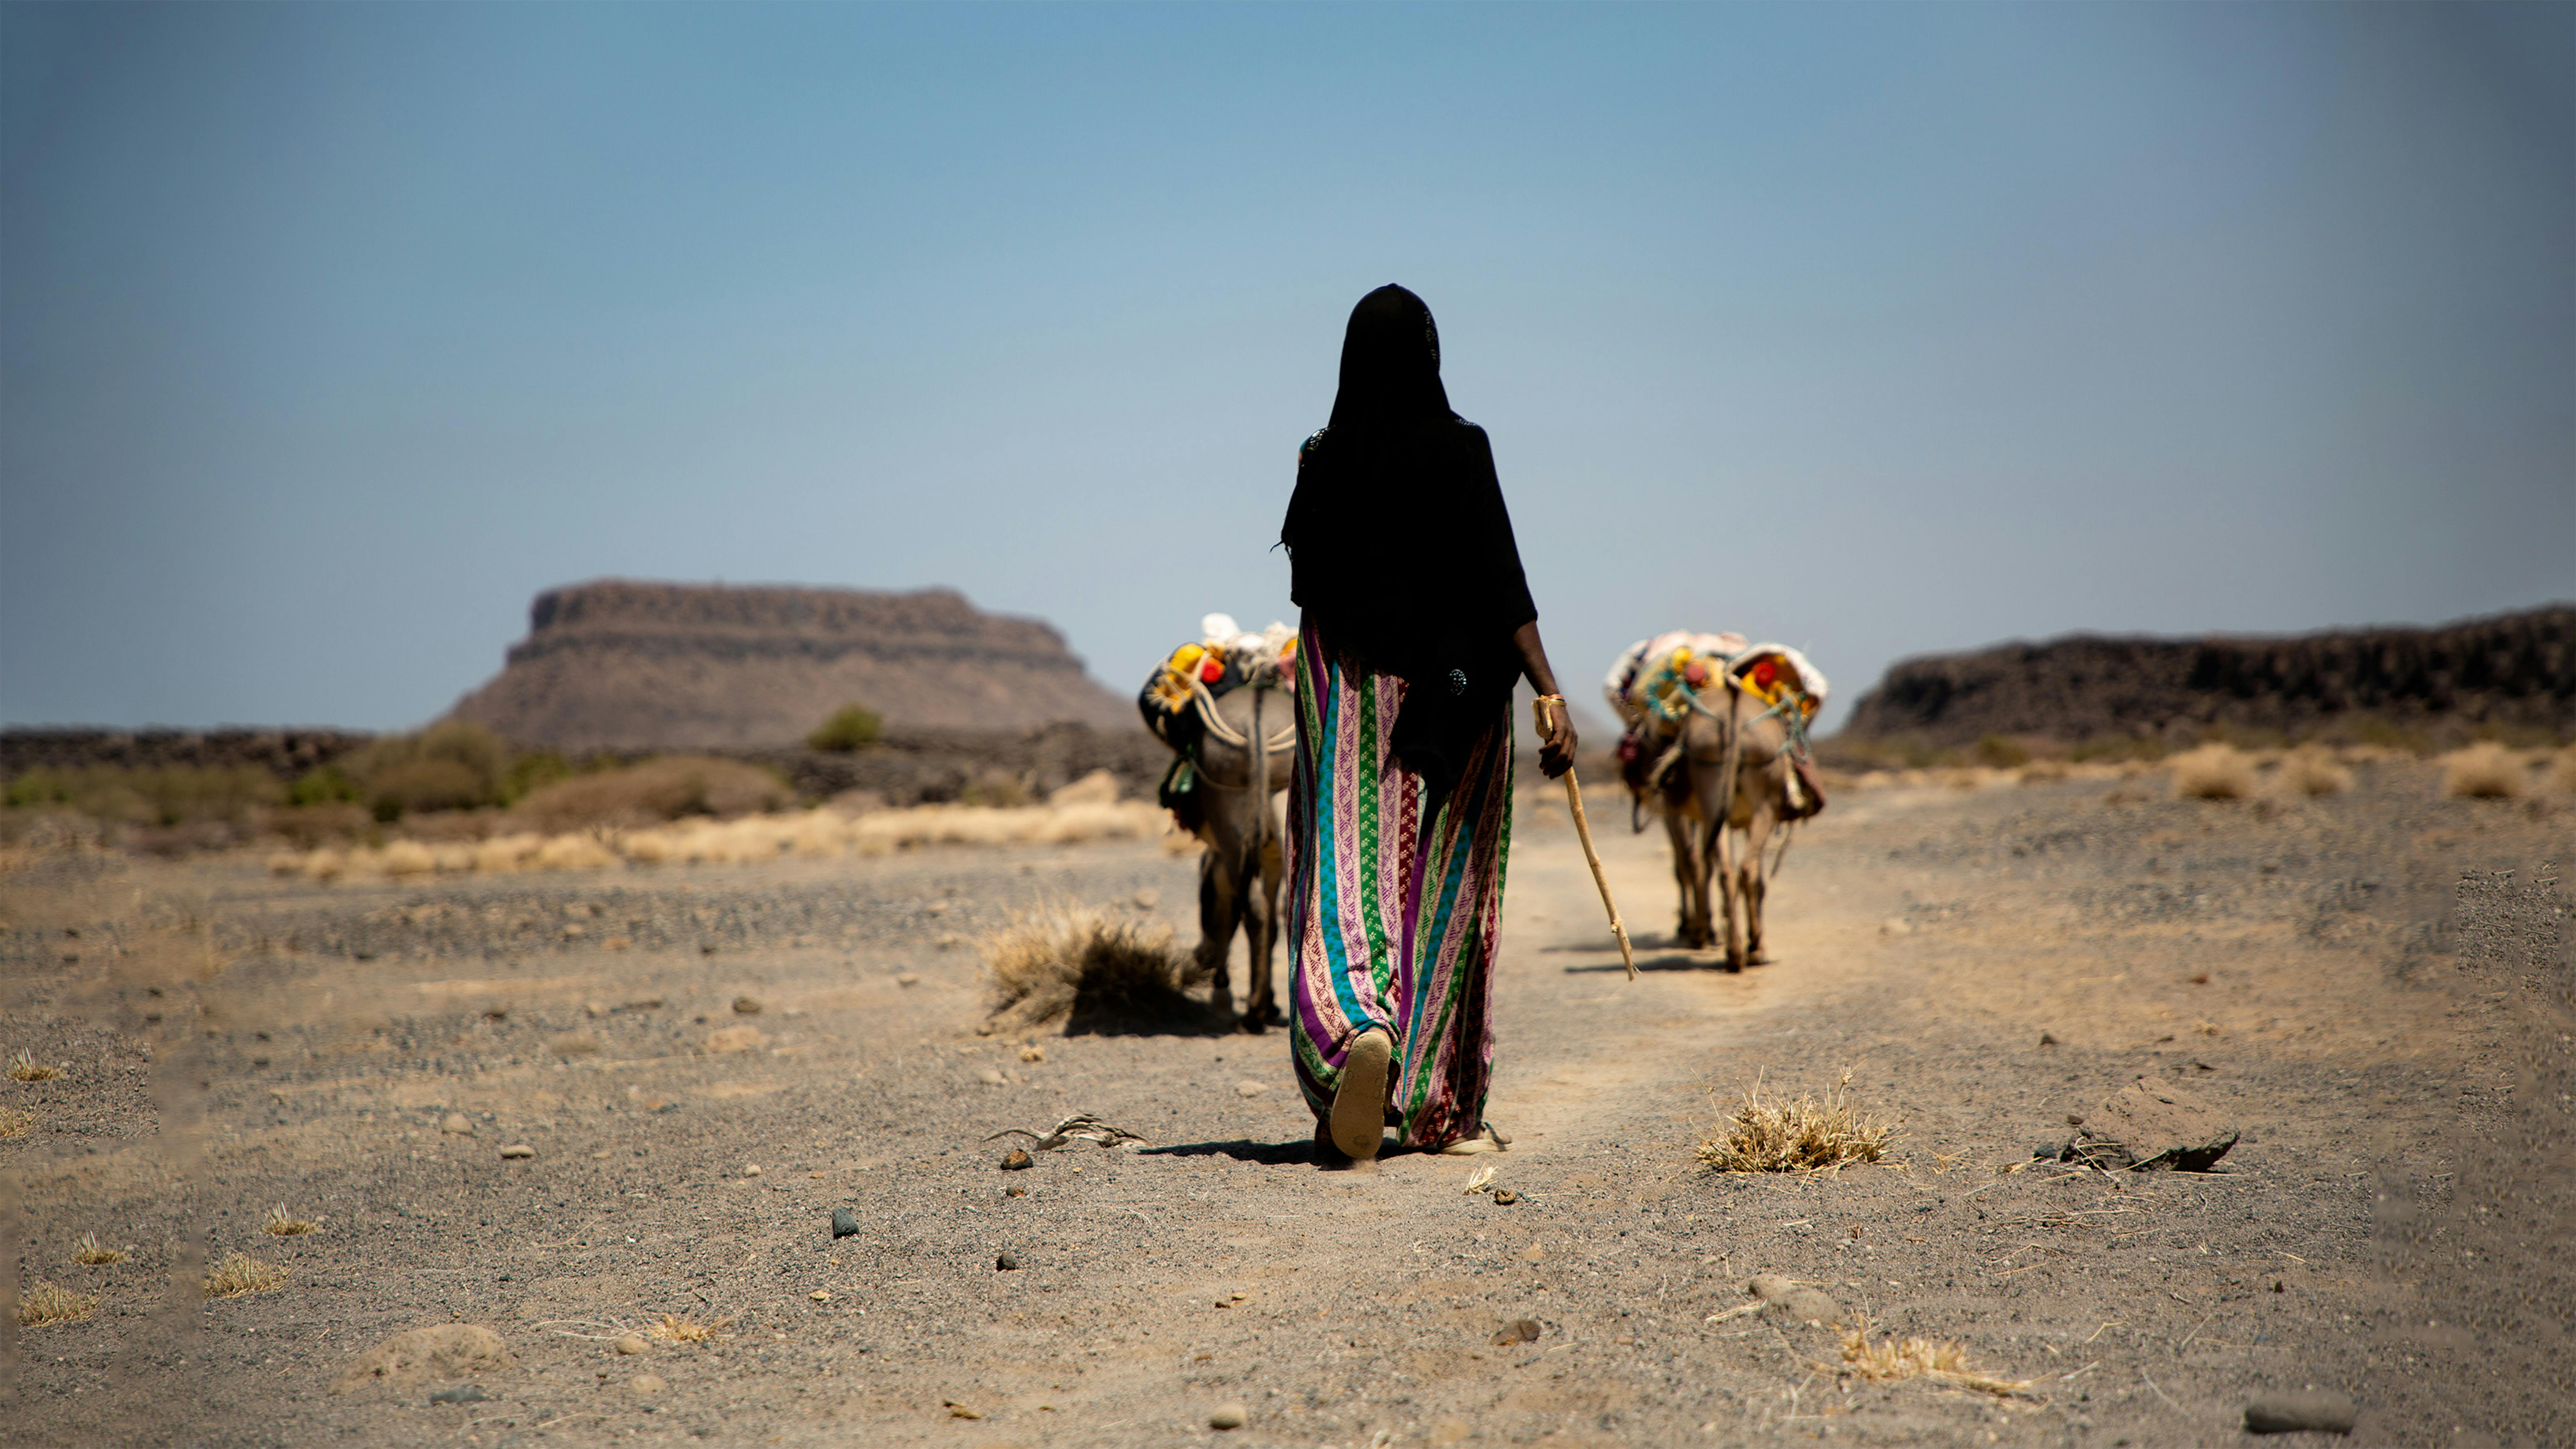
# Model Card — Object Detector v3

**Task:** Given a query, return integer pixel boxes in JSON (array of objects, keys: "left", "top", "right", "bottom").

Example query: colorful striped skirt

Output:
[{"left": 1285, "top": 618, "right": 1514, "bottom": 1152}]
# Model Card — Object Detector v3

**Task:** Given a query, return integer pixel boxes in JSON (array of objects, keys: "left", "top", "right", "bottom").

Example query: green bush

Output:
[
  {"left": 807, "top": 704, "right": 882, "bottom": 752},
  {"left": 502, "top": 751, "right": 573, "bottom": 804},
  {"left": 2, "top": 765, "right": 277, "bottom": 825},
  {"left": 1973, "top": 734, "right": 2031, "bottom": 769},
  {"left": 344, "top": 720, "right": 512, "bottom": 817},
  {"left": 286, "top": 766, "right": 362, "bottom": 807}
]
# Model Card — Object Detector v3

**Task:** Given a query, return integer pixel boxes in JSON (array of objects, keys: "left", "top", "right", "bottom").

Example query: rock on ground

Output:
[{"left": 331, "top": 1325, "right": 512, "bottom": 1394}]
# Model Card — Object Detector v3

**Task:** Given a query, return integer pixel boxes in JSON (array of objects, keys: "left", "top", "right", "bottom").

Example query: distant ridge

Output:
[
  {"left": 1839, "top": 604, "right": 2575, "bottom": 747},
  {"left": 445, "top": 580, "right": 1135, "bottom": 751}
]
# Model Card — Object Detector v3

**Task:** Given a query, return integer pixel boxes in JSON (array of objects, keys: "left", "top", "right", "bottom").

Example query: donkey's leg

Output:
[
  {"left": 1711, "top": 820, "right": 1745, "bottom": 971},
  {"left": 1740, "top": 808, "right": 1775, "bottom": 964},
  {"left": 1196, "top": 834, "right": 1241, "bottom": 1024},
  {"left": 1663, "top": 808, "right": 1702, "bottom": 947},
  {"left": 1245, "top": 829, "right": 1285, "bottom": 1030}
]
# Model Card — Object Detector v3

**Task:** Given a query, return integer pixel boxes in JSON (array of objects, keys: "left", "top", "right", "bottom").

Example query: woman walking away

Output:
[{"left": 1278, "top": 284, "right": 1579, "bottom": 1166}]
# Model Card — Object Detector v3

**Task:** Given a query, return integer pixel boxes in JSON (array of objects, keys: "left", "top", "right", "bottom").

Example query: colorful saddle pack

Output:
[
  {"left": 1137, "top": 614, "right": 1297, "bottom": 830},
  {"left": 1602, "top": 631, "right": 1833, "bottom": 821}
]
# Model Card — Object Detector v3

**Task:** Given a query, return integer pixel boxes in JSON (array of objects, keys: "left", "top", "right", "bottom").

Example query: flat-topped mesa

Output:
[
  {"left": 1839, "top": 603, "right": 2575, "bottom": 748},
  {"left": 446, "top": 579, "right": 1135, "bottom": 752}
]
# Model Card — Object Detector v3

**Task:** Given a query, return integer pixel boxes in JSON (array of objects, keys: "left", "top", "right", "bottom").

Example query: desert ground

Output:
[{"left": 2, "top": 759, "right": 2568, "bottom": 1448}]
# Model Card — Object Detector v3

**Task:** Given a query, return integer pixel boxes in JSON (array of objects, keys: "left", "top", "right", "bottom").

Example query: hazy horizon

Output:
[{"left": 6, "top": 4, "right": 2571, "bottom": 736}]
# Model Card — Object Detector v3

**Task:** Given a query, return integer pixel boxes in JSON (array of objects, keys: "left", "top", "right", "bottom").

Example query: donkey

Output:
[
  {"left": 1141, "top": 620, "right": 1296, "bottom": 1030},
  {"left": 1607, "top": 639, "right": 1827, "bottom": 970}
]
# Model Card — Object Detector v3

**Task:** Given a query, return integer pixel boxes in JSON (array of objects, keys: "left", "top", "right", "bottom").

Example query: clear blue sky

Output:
[{"left": 4, "top": 3, "right": 2569, "bottom": 734}]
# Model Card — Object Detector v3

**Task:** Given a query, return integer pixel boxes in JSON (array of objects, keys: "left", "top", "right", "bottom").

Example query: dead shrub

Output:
[
  {"left": 2442, "top": 742, "right": 2526, "bottom": 799},
  {"left": 0, "top": 1106, "right": 32, "bottom": 1140},
  {"left": 263, "top": 1205, "right": 318, "bottom": 1236},
  {"left": 645, "top": 1311, "right": 734, "bottom": 1343},
  {"left": 2278, "top": 747, "right": 2351, "bottom": 798},
  {"left": 9, "top": 1048, "right": 61, "bottom": 1081},
  {"left": 1698, "top": 1068, "right": 1896, "bottom": 1174},
  {"left": 981, "top": 900, "right": 1206, "bottom": 1031},
  {"left": 1824, "top": 1314, "right": 2031, "bottom": 1397},
  {"left": 513, "top": 757, "right": 791, "bottom": 833},
  {"left": 71, "top": 1233, "right": 125, "bottom": 1265},
  {"left": 2169, "top": 744, "right": 2255, "bottom": 801},
  {"left": 16, "top": 1279, "right": 97, "bottom": 1327},
  {"left": 203, "top": 1251, "right": 287, "bottom": 1299}
]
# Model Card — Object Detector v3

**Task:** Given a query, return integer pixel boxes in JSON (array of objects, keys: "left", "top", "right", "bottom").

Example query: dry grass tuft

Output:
[
  {"left": 2441, "top": 742, "right": 2526, "bottom": 799},
  {"left": 203, "top": 1251, "right": 287, "bottom": 1299},
  {"left": 263, "top": 1205, "right": 318, "bottom": 1236},
  {"left": 644, "top": 1311, "right": 735, "bottom": 1344},
  {"left": 0, "top": 1105, "right": 32, "bottom": 1140},
  {"left": 8, "top": 1048, "right": 61, "bottom": 1081},
  {"left": 16, "top": 1279, "right": 98, "bottom": 1327},
  {"left": 2169, "top": 744, "right": 2256, "bottom": 800},
  {"left": 1825, "top": 1314, "right": 2032, "bottom": 1397},
  {"left": 2277, "top": 747, "right": 2351, "bottom": 798},
  {"left": 981, "top": 899, "right": 1206, "bottom": 1031},
  {"left": 1698, "top": 1069, "right": 1897, "bottom": 1174},
  {"left": 70, "top": 1232, "right": 125, "bottom": 1265}
]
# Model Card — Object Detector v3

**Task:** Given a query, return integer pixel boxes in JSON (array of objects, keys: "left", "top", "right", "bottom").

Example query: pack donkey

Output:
[
  {"left": 1140, "top": 616, "right": 1298, "bottom": 1030},
  {"left": 1604, "top": 634, "right": 1829, "bottom": 970}
]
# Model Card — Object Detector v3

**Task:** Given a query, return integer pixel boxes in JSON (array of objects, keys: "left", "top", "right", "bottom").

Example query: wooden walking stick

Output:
[{"left": 1535, "top": 697, "right": 1636, "bottom": 980}]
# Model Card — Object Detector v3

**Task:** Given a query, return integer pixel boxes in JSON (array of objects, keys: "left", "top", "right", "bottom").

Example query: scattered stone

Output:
[
  {"left": 1521, "top": 1244, "right": 1544, "bottom": 1263},
  {"left": 1134, "top": 889, "right": 1160, "bottom": 909},
  {"left": 896, "top": 974, "right": 921, "bottom": 988},
  {"left": 979, "top": 1069, "right": 1007, "bottom": 1086},
  {"left": 2245, "top": 1391, "right": 2356, "bottom": 1435},
  {"left": 1000, "top": 1149, "right": 1033, "bottom": 1171},
  {"left": 2038, "top": 1031, "right": 2059, "bottom": 1046},
  {"left": 1235, "top": 1081, "right": 1268, "bottom": 1097},
  {"left": 1209, "top": 1402, "right": 1247, "bottom": 1430},
  {"left": 2062, "top": 1078, "right": 2240, "bottom": 1171},
  {"left": 332, "top": 1324, "right": 514, "bottom": 1394},
  {"left": 732, "top": 996, "right": 762, "bottom": 1015},
  {"left": 629, "top": 1374, "right": 666, "bottom": 1395},
  {"left": 927, "top": 900, "right": 949, "bottom": 915},
  {"left": 995, "top": 1252, "right": 1020, "bottom": 1271},
  {"left": 810, "top": 1290, "right": 832, "bottom": 1302},
  {"left": 741, "top": 1164, "right": 762, "bottom": 1177},
  {"left": 1491, "top": 1319, "right": 1542, "bottom": 1346},
  {"left": 1492, "top": 1189, "right": 1519, "bottom": 1206},
  {"left": 1019, "top": 1045, "right": 1046, "bottom": 1064},
  {"left": 1780, "top": 1288, "right": 1842, "bottom": 1326},
  {"left": 944, "top": 1401, "right": 983, "bottom": 1419},
  {"left": 613, "top": 1335, "right": 648, "bottom": 1356},
  {"left": 1216, "top": 1290, "right": 1248, "bottom": 1307},
  {"left": 428, "top": 1384, "right": 491, "bottom": 1405},
  {"left": 498, "top": 1144, "right": 536, "bottom": 1160},
  {"left": 705, "top": 1025, "right": 768, "bottom": 1053},
  {"left": 832, "top": 1208, "right": 861, "bottom": 1240},
  {"left": 1880, "top": 917, "right": 1912, "bottom": 935},
  {"left": 441, "top": 1113, "right": 474, "bottom": 1136},
  {"left": 1746, "top": 1274, "right": 1796, "bottom": 1304},
  {"left": 1003, "top": 1184, "right": 1027, "bottom": 1198},
  {"left": 626, "top": 997, "right": 664, "bottom": 1011}
]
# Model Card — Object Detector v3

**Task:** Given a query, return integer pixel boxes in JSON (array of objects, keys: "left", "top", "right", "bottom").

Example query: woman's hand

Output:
[{"left": 1535, "top": 695, "right": 1579, "bottom": 779}]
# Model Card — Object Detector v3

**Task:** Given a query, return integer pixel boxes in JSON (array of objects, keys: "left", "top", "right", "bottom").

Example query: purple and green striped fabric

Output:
[{"left": 1285, "top": 618, "right": 1514, "bottom": 1152}]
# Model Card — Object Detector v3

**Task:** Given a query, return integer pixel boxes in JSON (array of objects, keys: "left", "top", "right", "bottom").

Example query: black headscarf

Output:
[{"left": 1280, "top": 285, "right": 1538, "bottom": 796}]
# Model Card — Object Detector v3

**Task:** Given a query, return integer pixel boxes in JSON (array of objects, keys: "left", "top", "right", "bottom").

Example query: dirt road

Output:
[{"left": 3, "top": 761, "right": 2568, "bottom": 1447}]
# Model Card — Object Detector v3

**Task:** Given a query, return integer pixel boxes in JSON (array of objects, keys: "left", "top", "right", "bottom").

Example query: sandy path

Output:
[{"left": 2, "top": 764, "right": 2568, "bottom": 1447}]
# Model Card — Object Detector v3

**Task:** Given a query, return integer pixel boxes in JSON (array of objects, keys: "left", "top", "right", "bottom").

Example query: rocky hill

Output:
[
  {"left": 1839, "top": 604, "right": 2575, "bottom": 747},
  {"left": 445, "top": 580, "right": 1136, "bottom": 752}
]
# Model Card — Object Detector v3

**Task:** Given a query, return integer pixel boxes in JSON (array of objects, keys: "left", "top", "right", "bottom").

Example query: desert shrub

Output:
[
  {"left": 512, "top": 756, "right": 791, "bottom": 834},
  {"left": 5, "top": 765, "right": 279, "bottom": 826},
  {"left": 2440, "top": 742, "right": 2526, "bottom": 800},
  {"left": 285, "top": 766, "right": 361, "bottom": 807},
  {"left": 2169, "top": 744, "right": 2255, "bottom": 800},
  {"left": 1698, "top": 1068, "right": 1895, "bottom": 1173},
  {"left": 345, "top": 721, "right": 511, "bottom": 819},
  {"left": 202, "top": 1251, "right": 286, "bottom": 1299},
  {"left": 2332, "top": 714, "right": 2434, "bottom": 756},
  {"left": 981, "top": 900, "right": 1205, "bottom": 1031},
  {"left": 502, "top": 751, "right": 573, "bottom": 803},
  {"left": 2069, "top": 735, "right": 2168, "bottom": 763},
  {"left": 15, "top": 1279, "right": 97, "bottom": 1327},
  {"left": 807, "top": 704, "right": 883, "bottom": 752},
  {"left": 1973, "top": 735, "right": 2031, "bottom": 769},
  {"left": 2277, "top": 747, "right": 2351, "bottom": 797}
]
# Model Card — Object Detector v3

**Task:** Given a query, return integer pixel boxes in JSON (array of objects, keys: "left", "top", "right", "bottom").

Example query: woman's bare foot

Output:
[{"left": 1330, "top": 1029, "right": 1392, "bottom": 1161}]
